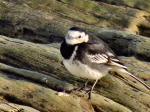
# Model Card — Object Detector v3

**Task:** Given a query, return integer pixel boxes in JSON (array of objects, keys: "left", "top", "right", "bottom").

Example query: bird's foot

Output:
[
  {"left": 70, "top": 81, "right": 89, "bottom": 93},
  {"left": 84, "top": 89, "right": 92, "bottom": 100},
  {"left": 72, "top": 86, "right": 89, "bottom": 92},
  {"left": 70, "top": 87, "right": 92, "bottom": 99}
]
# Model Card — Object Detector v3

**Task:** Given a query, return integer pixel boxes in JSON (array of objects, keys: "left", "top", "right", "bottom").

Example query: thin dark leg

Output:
[
  {"left": 83, "top": 80, "right": 89, "bottom": 90},
  {"left": 88, "top": 79, "right": 98, "bottom": 99}
]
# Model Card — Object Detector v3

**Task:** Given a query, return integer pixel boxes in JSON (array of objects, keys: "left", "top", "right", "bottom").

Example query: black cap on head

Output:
[{"left": 69, "top": 27, "right": 86, "bottom": 33}]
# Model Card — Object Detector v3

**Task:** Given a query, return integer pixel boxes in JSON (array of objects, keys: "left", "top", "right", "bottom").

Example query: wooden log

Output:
[{"left": 0, "top": 35, "right": 149, "bottom": 112}]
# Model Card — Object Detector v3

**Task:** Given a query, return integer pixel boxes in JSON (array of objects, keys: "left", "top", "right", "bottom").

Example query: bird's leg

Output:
[
  {"left": 77, "top": 80, "right": 89, "bottom": 91},
  {"left": 87, "top": 79, "right": 98, "bottom": 99},
  {"left": 84, "top": 80, "right": 89, "bottom": 90}
]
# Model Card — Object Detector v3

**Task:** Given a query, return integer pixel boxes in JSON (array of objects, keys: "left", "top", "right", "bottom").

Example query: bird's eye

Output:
[{"left": 78, "top": 35, "right": 81, "bottom": 38}]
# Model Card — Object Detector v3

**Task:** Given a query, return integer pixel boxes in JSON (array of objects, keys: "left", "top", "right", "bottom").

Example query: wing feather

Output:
[
  {"left": 87, "top": 53, "right": 108, "bottom": 63},
  {"left": 81, "top": 40, "right": 127, "bottom": 69}
]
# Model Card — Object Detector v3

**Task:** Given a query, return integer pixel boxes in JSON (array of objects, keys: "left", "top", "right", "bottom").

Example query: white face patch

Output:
[{"left": 65, "top": 30, "right": 89, "bottom": 45}]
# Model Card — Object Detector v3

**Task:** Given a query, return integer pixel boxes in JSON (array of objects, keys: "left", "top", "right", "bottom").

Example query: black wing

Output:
[{"left": 76, "top": 38, "right": 127, "bottom": 69}]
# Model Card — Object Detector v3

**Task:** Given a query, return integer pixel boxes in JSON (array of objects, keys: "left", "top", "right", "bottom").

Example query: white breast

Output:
[{"left": 63, "top": 59, "right": 106, "bottom": 80}]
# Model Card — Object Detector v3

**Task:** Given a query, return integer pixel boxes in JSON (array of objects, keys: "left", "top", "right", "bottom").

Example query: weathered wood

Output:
[
  {"left": 0, "top": 1, "right": 150, "bottom": 111},
  {"left": 0, "top": 0, "right": 150, "bottom": 43},
  {"left": 0, "top": 35, "right": 149, "bottom": 112},
  {"left": 0, "top": 72, "right": 94, "bottom": 112}
]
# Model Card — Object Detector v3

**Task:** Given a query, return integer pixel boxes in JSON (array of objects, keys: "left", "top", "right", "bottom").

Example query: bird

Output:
[{"left": 60, "top": 27, "right": 150, "bottom": 99}]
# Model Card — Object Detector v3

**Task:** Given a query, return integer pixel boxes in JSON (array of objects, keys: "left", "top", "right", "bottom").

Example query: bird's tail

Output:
[
  {"left": 111, "top": 68, "right": 150, "bottom": 93},
  {"left": 126, "top": 71, "right": 150, "bottom": 90}
]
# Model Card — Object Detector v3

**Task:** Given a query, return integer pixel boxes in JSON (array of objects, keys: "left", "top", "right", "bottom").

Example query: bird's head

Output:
[{"left": 65, "top": 27, "right": 89, "bottom": 45}]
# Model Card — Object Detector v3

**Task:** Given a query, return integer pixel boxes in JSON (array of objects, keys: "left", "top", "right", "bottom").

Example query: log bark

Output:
[
  {"left": 0, "top": 0, "right": 150, "bottom": 111},
  {"left": 0, "top": 35, "right": 149, "bottom": 112}
]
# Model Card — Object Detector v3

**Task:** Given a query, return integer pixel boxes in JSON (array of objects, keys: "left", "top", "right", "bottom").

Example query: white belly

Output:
[{"left": 63, "top": 59, "right": 106, "bottom": 80}]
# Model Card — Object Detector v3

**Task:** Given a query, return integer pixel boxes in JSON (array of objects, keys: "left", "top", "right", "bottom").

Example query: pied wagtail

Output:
[{"left": 60, "top": 27, "right": 150, "bottom": 99}]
